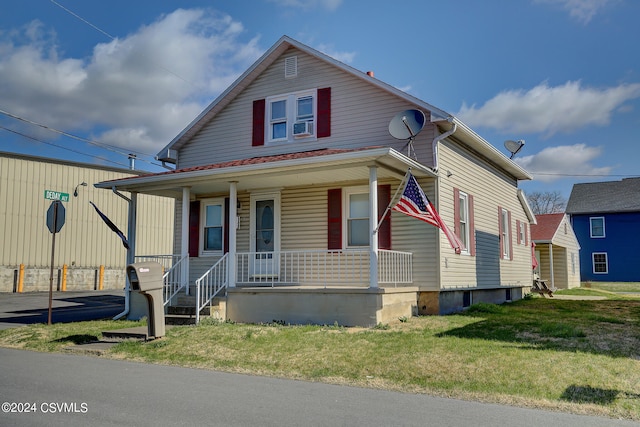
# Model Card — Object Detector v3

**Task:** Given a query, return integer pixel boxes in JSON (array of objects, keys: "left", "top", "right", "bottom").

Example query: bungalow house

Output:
[
  {"left": 566, "top": 178, "right": 640, "bottom": 282},
  {"left": 530, "top": 213, "right": 581, "bottom": 290},
  {"left": 96, "top": 36, "right": 536, "bottom": 326}
]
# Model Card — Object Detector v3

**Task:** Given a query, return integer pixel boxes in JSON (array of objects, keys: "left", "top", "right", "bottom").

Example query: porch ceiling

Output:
[{"left": 95, "top": 147, "right": 436, "bottom": 198}]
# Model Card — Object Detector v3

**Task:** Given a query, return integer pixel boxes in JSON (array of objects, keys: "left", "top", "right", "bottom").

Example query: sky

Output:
[{"left": 1, "top": 0, "right": 639, "bottom": 201}]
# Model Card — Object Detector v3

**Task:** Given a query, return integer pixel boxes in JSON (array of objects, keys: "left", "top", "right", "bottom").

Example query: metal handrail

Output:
[
  {"left": 195, "top": 253, "right": 229, "bottom": 324},
  {"left": 134, "top": 254, "right": 189, "bottom": 306}
]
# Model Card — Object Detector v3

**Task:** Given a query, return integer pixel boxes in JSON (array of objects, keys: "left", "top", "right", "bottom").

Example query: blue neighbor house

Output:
[{"left": 566, "top": 178, "right": 640, "bottom": 282}]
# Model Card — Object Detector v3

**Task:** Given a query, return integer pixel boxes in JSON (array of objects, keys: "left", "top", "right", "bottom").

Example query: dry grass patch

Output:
[{"left": 1, "top": 296, "right": 639, "bottom": 420}]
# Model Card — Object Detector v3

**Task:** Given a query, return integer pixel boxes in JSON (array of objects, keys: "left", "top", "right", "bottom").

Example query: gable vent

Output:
[{"left": 285, "top": 56, "right": 297, "bottom": 78}]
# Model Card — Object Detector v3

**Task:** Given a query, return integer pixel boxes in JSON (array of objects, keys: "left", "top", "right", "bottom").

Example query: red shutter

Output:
[
  {"left": 468, "top": 194, "right": 476, "bottom": 256},
  {"left": 327, "top": 188, "right": 342, "bottom": 249},
  {"left": 224, "top": 198, "right": 230, "bottom": 254},
  {"left": 378, "top": 184, "right": 391, "bottom": 250},
  {"left": 498, "top": 206, "right": 503, "bottom": 259},
  {"left": 189, "top": 200, "right": 200, "bottom": 258},
  {"left": 252, "top": 99, "right": 265, "bottom": 146},
  {"left": 516, "top": 219, "right": 521, "bottom": 245},
  {"left": 317, "top": 87, "right": 331, "bottom": 138},
  {"left": 508, "top": 210, "right": 513, "bottom": 261},
  {"left": 453, "top": 188, "right": 461, "bottom": 243}
]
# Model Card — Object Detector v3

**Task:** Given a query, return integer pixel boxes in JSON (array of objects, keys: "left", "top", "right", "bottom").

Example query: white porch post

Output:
[
  {"left": 181, "top": 187, "right": 190, "bottom": 294},
  {"left": 127, "top": 192, "right": 138, "bottom": 266},
  {"left": 548, "top": 243, "right": 555, "bottom": 289},
  {"left": 228, "top": 182, "right": 237, "bottom": 288},
  {"left": 369, "top": 165, "right": 379, "bottom": 288}
]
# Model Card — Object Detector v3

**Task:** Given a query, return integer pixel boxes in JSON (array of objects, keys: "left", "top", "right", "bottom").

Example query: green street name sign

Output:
[{"left": 44, "top": 190, "right": 70, "bottom": 202}]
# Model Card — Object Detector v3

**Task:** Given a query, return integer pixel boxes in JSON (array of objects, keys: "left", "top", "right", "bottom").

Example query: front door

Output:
[{"left": 250, "top": 192, "right": 280, "bottom": 278}]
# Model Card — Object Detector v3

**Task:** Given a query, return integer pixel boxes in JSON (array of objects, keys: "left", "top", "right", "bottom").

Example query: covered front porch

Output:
[{"left": 98, "top": 147, "right": 435, "bottom": 326}]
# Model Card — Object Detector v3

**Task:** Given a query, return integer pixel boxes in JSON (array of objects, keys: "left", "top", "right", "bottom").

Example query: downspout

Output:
[
  {"left": 431, "top": 118, "right": 456, "bottom": 307},
  {"left": 432, "top": 118, "right": 457, "bottom": 173},
  {"left": 112, "top": 187, "right": 137, "bottom": 320}
]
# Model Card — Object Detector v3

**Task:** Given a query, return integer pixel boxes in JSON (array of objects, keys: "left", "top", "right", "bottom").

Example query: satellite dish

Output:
[
  {"left": 504, "top": 139, "right": 525, "bottom": 159},
  {"left": 389, "top": 109, "right": 426, "bottom": 141}
]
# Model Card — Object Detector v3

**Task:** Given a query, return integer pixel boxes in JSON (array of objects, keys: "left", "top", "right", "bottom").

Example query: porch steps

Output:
[{"left": 165, "top": 294, "right": 226, "bottom": 325}]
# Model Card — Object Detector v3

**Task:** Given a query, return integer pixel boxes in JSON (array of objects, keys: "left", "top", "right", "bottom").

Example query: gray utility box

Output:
[{"left": 126, "top": 262, "right": 165, "bottom": 339}]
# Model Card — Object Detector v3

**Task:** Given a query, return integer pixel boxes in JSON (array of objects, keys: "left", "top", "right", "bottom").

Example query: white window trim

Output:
[
  {"left": 518, "top": 221, "right": 526, "bottom": 246},
  {"left": 592, "top": 252, "right": 608, "bottom": 274},
  {"left": 590, "top": 216, "right": 606, "bottom": 238},
  {"left": 199, "top": 198, "right": 225, "bottom": 257},
  {"left": 266, "top": 89, "right": 317, "bottom": 144},
  {"left": 343, "top": 186, "right": 370, "bottom": 248},
  {"left": 501, "top": 208, "right": 510, "bottom": 259},
  {"left": 458, "top": 191, "right": 470, "bottom": 255}
]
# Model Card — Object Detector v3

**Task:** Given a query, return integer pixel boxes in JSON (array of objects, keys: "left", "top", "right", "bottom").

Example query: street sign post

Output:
[{"left": 45, "top": 200, "right": 66, "bottom": 325}]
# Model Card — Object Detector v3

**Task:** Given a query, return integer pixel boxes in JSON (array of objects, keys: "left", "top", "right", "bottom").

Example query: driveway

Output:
[{"left": 0, "top": 290, "right": 124, "bottom": 329}]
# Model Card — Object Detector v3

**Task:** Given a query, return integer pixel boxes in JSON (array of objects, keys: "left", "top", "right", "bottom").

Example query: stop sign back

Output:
[{"left": 46, "top": 200, "right": 66, "bottom": 233}]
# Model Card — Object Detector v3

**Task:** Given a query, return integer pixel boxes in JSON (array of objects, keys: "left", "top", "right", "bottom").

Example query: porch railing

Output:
[
  {"left": 235, "top": 249, "right": 412, "bottom": 287},
  {"left": 134, "top": 254, "right": 188, "bottom": 306},
  {"left": 195, "top": 253, "right": 229, "bottom": 324},
  {"left": 379, "top": 249, "right": 413, "bottom": 286}
]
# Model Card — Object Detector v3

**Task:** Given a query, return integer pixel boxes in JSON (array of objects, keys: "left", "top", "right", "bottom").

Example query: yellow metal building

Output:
[{"left": 0, "top": 151, "right": 174, "bottom": 292}]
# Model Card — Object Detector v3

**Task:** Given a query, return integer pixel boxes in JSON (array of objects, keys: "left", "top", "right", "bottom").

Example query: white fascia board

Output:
[
  {"left": 451, "top": 118, "right": 532, "bottom": 181},
  {"left": 98, "top": 147, "right": 433, "bottom": 191},
  {"left": 518, "top": 189, "right": 537, "bottom": 224}
]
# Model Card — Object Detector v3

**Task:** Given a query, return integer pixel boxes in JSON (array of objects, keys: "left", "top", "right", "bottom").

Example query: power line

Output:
[
  {"left": 50, "top": 0, "right": 115, "bottom": 40},
  {"left": 0, "top": 125, "right": 130, "bottom": 168},
  {"left": 0, "top": 108, "right": 163, "bottom": 169},
  {"left": 532, "top": 172, "right": 639, "bottom": 178},
  {"left": 50, "top": 0, "right": 194, "bottom": 87}
]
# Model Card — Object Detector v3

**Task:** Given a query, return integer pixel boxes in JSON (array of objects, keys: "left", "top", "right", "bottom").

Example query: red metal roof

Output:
[
  {"left": 530, "top": 213, "right": 564, "bottom": 241},
  {"left": 112, "top": 147, "right": 383, "bottom": 183}
]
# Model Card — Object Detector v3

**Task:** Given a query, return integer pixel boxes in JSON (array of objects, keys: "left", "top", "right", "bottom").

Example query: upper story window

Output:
[
  {"left": 266, "top": 89, "right": 317, "bottom": 143},
  {"left": 518, "top": 221, "right": 526, "bottom": 246},
  {"left": 590, "top": 217, "right": 605, "bottom": 238}
]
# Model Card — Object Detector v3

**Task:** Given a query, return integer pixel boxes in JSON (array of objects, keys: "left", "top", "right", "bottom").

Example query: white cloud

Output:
[
  {"left": 267, "top": 0, "right": 343, "bottom": 11},
  {"left": 533, "top": 0, "right": 618, "bottom": 24},
  {"left": 315, "top": 43, "right": 355, "bottom": 64},
  {"left": 0, "top": 9, "right": 263, "bottom": 153},
  {"left": 456, "top": 80, "right": 640, "bottom": 137},
  {"left": 514, "top": 143, "right": 612, "bottom": 182}
]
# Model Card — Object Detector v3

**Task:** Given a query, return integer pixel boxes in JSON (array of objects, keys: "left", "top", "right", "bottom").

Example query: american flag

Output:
[{"left": 392, "top": 173, "right": 462, "bottom": 252}]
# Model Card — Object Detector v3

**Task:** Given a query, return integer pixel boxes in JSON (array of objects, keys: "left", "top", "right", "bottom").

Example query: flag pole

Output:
[{"left": 374, "top": 168, "right": 411, "bottom": 233}]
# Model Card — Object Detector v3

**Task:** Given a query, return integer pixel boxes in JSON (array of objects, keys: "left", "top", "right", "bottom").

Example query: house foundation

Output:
[
  {"left": 419, "top": 287, "right": 527, "bottom": 315},
  {"left": 226, "top": 286, "right": 418, "bottom": 327}
]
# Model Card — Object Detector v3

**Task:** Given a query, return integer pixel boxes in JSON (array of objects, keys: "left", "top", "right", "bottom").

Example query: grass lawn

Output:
[{"left": 1, "top": 291, "right": 639, "bottom": 420}]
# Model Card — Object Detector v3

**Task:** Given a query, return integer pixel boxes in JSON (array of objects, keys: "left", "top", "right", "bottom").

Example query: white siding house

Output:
[{"left": 97, "top": 36, "right": 535, "bottom": 325}]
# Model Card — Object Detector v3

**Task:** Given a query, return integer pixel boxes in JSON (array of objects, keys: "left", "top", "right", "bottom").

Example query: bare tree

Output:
[{"left": 527, "top": 191, "right": 566, "bottom": 215}]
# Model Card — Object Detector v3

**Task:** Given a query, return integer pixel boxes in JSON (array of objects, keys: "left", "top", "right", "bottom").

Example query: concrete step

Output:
[
  {"left": 167, "top": 305, "right": 210, "bottom": 316},
  {"left": 165, "top": 314, "right": 197, "bottom": 326}
]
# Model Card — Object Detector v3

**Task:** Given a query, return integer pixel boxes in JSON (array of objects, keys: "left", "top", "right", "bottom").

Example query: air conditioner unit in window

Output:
[{"left": 293, "top": 121, "right": 313, "bottom": 136}]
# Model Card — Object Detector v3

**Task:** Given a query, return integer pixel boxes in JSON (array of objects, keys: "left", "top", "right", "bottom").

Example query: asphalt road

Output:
[
  {"left": 0, "top": 348, "right": 637, "bottom": 427},
  {"left": 0, "top": 290, "right": 125, "bottom": 329}
]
